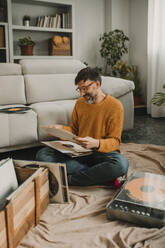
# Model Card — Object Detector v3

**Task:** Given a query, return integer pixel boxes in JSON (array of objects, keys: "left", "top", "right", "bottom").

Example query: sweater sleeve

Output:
[
  {"left": 98, "top": 102, "right": 123, "bottom": 153},
  {"left": 62, "top": 103, "right": 79, "bottom": 135}
]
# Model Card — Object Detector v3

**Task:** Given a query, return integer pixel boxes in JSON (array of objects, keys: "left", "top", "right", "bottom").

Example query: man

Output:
[{"left": 36, "top": 67, "right": 129, "bottom": 186}]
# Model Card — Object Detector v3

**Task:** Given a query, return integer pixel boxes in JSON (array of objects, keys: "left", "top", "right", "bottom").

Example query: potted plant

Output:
[
  {"left": 151, "top": 84, "right": 165, "bottom": 106},
  {"left": 18, "top": 36, "right": 35, "bottom": 56},
  {"left": 113, "top": 61, "right": 142, "bottom": 105},
  {"left": 99, "top": 29, "right": 129, "bottom": 75},
  {"left": 130, "top": 65, "right": 142, "bottom": 105},
  {"left": 112, "top": 60, "right": 132, "bottom": 79},
  {"left": 23, "top": 15, "right": 31, "bottom": 26}
]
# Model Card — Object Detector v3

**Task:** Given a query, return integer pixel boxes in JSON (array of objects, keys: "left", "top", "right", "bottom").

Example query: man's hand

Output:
[
  {"left": 75, "top": 136, "right": 100, "bottom": 149},
  {"left": 48, "top": 124, "right": 63, "bottom": 129}
]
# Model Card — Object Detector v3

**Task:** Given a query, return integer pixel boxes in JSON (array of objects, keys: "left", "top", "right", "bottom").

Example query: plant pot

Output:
[
  {"left": 134, "top": 96, "right": 141, "bottom": 106},
  {"left": 23, "top": 20, "right": 30, "bottom": 27},
  {"left": 20, "top": 45, "right": 34, "bottom": 56}
]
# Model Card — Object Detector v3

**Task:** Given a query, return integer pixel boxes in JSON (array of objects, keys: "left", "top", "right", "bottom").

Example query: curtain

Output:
[{"left": 147, "top": 0, "right": 165, "bottom": 117}]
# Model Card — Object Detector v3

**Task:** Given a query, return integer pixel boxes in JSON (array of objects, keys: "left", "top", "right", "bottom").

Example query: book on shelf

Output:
[
  {"left": 40, "top": 126, "right": 92, "bottom": 157},
  {"left": 53, "top": 15, "right": 57, "bottom": 28},
  {"left": 43, "top": 16, "right": 48, "bottom": 27},
  {"left": 36, "top": 12, "right": 71, "bottom": 29}
]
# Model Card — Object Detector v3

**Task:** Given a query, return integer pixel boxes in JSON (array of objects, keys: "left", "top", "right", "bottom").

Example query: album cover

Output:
[
  {"left": 42, "top": 140, "right": 92, "bottom": 157},
  {"left": 0, "top": 158, "right": 18, "bottom": 210},
  {"left": 14, "top": 159, "right": 69, "bottom": 203},
  {"left": 40, "top": 125, "right": 77, "bottom": 143}
]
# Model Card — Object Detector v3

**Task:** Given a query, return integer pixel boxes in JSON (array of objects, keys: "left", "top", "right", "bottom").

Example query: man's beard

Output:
[{"left": 83, "top": 93, "right": 97, "bottom": 104}]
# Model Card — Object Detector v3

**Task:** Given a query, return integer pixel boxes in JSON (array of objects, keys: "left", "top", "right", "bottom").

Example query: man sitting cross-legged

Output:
[{"left": 36, "top": 67, "right": 129, "bottom": 186}]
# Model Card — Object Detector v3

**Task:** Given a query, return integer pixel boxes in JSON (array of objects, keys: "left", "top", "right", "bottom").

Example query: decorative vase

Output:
[{"left": 20, "top": 45, "right": 34, "bottom": 56}]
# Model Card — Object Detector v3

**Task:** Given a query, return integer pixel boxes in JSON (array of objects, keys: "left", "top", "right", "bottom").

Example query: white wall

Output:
[
  {"left": 110, "top": 0, "right": 130, "bottom": 36},
  {"left": 74, "top": 0, "right": 105, "bottom": 67},
  {"left": 104, "top": 0, "right": 148, "bottom": 103},
  {"left": 105, "top": 0, "right": 130, "bottom": 62},
  {"left": 129, "top": 0, "right": 148, "bottom": 102},
  {"left": 105, "top": 0, "right": 111, "bottom": 32}
]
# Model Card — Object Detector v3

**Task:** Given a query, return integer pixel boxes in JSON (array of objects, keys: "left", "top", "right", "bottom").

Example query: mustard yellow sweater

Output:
[{"left": 63, "top": 94, "right": 123, "bottom": 153}]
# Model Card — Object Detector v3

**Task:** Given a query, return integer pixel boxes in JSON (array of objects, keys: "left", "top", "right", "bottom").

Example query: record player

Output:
[{"left": 106, "top": 171, "right": 165, "bottom": 228}]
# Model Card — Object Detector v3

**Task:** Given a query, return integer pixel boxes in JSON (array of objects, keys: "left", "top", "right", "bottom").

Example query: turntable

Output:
[{"left": 106, "top": 171, "right": 165, "bottom": 228}]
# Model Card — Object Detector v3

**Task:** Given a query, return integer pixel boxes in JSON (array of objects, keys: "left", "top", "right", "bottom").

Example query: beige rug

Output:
[{"left": 19, "top": 143, "right": 165, "bottom": 248}]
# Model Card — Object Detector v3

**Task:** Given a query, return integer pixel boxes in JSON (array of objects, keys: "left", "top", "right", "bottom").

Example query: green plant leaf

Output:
[
  {"left": 18, "top": 36, "right": 35, "bottom": 46},
  {"left": 151, "top": 89, "right": 165, "bottom": 106},
  {"left": 99, "top": 29, "right": 129, "bottom": 75}
]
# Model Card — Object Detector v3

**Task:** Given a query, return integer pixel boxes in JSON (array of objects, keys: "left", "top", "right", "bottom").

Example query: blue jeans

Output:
[{"left": 35, "top": 147, "right": 129, "bottom": 186}]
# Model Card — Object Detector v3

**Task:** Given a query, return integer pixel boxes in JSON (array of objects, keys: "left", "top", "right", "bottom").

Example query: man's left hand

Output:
[{"left": 75, "top": 136, "right": 100, "bottom": 149}]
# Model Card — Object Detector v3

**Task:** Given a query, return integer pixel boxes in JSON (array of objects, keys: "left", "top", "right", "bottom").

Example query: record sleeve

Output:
[
  {"left": 0, "top": 158, "right": 18, "bottom": 210},
  {"left": 42, "top": 140, "right": 92, "bottom": 157},
  {"left": 14, "top": 159, "right": 70, "bottom": 203}
]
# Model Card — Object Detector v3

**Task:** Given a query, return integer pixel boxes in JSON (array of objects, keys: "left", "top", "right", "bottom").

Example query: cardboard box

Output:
[
  {"left": 0, "top": 159, "right": 49, "bottom": 248},
  {"left": 0, "top": 26, "right": 5, "bottom": 48}
]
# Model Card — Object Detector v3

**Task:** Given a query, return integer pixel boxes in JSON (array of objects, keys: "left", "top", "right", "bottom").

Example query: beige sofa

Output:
[{"left": 0, "top": 59, "right": 134, "bottom": 152}]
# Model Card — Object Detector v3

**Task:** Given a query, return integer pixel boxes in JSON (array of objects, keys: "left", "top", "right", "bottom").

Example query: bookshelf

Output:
[
  {"left": 7, "top": 0, "right": 75, "bottom": 62},
  {"left": 0, "top": 0, "right": 9, "bottom": 62}
]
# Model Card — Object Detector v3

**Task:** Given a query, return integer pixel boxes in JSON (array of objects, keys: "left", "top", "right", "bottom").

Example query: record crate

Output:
[
  {"left": 0, "top": 159, "right": 49, "bottom": 248},
  {"left": 0, "top": 209, "right": 7, "bottom": 248}
]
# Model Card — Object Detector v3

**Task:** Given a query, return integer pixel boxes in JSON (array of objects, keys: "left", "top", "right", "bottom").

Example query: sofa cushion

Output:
[
  {"left": 20, "top": 59, "right": 86, "bottom": 74},
  {"left": 101, "top": 76, "right": 134, "bottom": 98},
  {"left": 0, "top": 75, "right": 26, "bottom": 105},
  {"left": 24, "top": 74, "right": 79, "bottom": 104},
  {"left": 0, "top": 63, "right": 22, "bottom": 76},
  {"left": 31, "top": 100, "right": 76, "bottom": 140},
  {"left": 0, "top": 105, "right": 38, "bottom": 148}
]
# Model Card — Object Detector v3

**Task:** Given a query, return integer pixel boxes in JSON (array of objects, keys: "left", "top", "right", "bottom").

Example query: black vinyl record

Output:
[{"left": 0, "top": 106, "right": 31, "bottom": 114}]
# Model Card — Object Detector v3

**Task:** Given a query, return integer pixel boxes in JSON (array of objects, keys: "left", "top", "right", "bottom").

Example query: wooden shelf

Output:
[
  {"left": 13, "top": 55, "right": 73, "bottom": 59},
  {"left": 0, "top": 22, "right": 8, "bottom": 25},
  {"left": 12, "top": 25, "right": 73, "bottom": 33}
]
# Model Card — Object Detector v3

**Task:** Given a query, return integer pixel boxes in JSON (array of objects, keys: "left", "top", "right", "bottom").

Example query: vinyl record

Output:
[
  {"left": 0, "top": 106, "right": 31, "bottom": 114},
  {"left": 125, "top": 177, "right": 165, "bottom": 203},
  {"left": 48, "top": 171, "right": 59, "bottom": 196}
]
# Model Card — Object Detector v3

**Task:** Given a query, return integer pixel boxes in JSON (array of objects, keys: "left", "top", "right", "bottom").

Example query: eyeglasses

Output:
[{"left": 76, "top": 82, "right": 95, "bottom": 93}]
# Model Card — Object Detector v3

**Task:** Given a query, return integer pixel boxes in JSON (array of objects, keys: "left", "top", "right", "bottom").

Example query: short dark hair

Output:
[{"left": 75, "top": 67, "right": 102, "bottom": 85}]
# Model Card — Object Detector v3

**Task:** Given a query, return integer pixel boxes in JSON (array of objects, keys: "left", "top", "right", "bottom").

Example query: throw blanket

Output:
[{"left": 19, "top": 143, "right": 165, "bottom": 248}]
